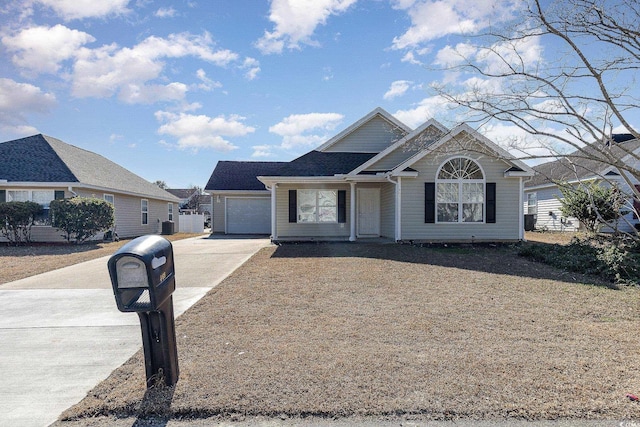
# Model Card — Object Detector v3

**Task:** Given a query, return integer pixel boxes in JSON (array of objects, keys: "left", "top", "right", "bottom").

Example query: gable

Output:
[
  {"left": 392, "top": 126, "right": 534, "bottom": 178},
  {"left": 362, "top": 123, "right": 446, "bottom": 173},
  {"left": 321, "top": 114, "right": 408, "bottom": 154}
]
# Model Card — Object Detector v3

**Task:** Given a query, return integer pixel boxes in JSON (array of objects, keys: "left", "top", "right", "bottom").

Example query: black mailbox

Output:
[
  {"left": 108, "top": 235, "right": 175, "bottom": 312},
  {"left": 108, "top": 235, "right": 179, "bottom": 388}
]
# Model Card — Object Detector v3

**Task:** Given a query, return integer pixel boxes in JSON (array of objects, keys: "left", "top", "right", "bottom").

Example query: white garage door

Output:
[{"left": 226, "top": 197, "right": 271, "bottom": 234}]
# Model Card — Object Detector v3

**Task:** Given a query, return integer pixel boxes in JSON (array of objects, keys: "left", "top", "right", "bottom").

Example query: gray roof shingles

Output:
[
  {"left": 205, "top": 151, "right": 378, "bottom": 191},
  {"left": 0, "top": 134, "right": 179, "bottom": 202}
]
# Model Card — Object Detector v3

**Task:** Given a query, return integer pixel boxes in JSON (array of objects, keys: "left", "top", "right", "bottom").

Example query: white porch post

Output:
[
  {"left": 271, "top": 184, "right": 278, "bottom": 240},
  {"left": 518, "top": 178, "right": 524, "bottom": 240},
  {"left": 396, "top": 177, "right": 402, "bottom": 241},
  {"left": 349, "top": 182, "right": 356, "bottom": 241}
]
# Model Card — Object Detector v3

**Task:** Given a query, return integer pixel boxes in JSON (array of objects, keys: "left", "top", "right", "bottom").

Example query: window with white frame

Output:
[
  {"left": 7, "top": 189, "right": 56, "bottom": 225},
  {"left": 104, "top": 194, "right": 114, "bottom": 205},
  {"left": 527, "top": 192, "right": 537, "bottom": 215},
  {"left": 168, "top": 203, "right": 174, "bottom": 221},
  {"left": 141, "top": 199, "right": 148, "bottom": 225},
  {"left": 436, "top": 157, "right": 485, "bottom": 223},
  {"left": 298, "top": 189, "right": 337, "bottom": 223}
]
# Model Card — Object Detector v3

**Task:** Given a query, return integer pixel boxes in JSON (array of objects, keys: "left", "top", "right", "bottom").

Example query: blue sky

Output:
[{"left": 1, "top": 0, "right": 634, "bottom": 188}]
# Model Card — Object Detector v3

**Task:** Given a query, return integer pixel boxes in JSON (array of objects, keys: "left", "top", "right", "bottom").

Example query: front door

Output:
[{"left": 357, "top": 188, "right": 380, "bottom": 236}]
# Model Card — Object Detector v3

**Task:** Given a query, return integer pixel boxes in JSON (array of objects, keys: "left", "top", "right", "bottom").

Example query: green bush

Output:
[
  {"left": 50, "top": 197, "right": 115, "bottom": 243},
  {"left": 0, "top": 201, "right": 43, "bottom": 245},
  {"left": 518, "top": 236, "right": 640, "bottom": 286},
  {"left": 557, "top": 182, "right": 628, "bottom": 233}
]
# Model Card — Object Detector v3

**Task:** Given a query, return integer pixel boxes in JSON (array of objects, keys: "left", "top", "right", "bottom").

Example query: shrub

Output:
[
  {"left": 0, "top": 201, "right": 43, "bottom": 245},
  {"left": 518, "top": 235, "right": 640, "bottom": 286},
  {"left": 557, "top": 181, "right": 628, "bottom": 233},
  {"left": 50, "top": 197, "right": 115, "bottom": 243}
]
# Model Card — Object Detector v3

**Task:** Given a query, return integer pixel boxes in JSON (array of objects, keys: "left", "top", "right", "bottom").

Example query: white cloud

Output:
[
  {"left": 269, "top": 112, "right": 344, "bottom": 149},
  {"left": 155, "top": 111, "right": 255, "bottom": 151},
  {"left": 241, "top": 57, "right": 261, "bottom": 80},
  {"left": 34, "top": 0, "right": 131, "bottom": 20},
  {"left": 393, "top": 95, "right": 453, "bottom": 128},
  {"left": 0, "top": 78, "right": 56, "bottom": 135},
  {"left": 71, "top": 32, "right": 238, "bottom": 103},
  {"left": 252, "top": 144, "right": 275, "bottom": 158},
  {"left": 383, "top": 80, "right": 413, "bottom": 100},
  {"left": 391, "top": 0, "right": 519, "bottom": 50},
  {"left": 195, "top": 69, "right": 222, "bottom": 91},
  {"left": 2, "top": 24, "right": 95, "bottom": 75},
  {"left": 155, "top": 7, "right": 177, "bottom": 18},
  {"left": 256, "top": 0, "right": 358, "bottom": 54}
]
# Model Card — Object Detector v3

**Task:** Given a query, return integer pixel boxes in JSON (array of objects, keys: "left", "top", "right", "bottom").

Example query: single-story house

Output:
[
  {"left": 0, "top": 134, "right": 181, "bottom": 242},
  {"left": 206, "top": 107, "right": 534, "bottom": 242},
  {"left": 524, "top": 135, "right": 640, "bottom": 233}
]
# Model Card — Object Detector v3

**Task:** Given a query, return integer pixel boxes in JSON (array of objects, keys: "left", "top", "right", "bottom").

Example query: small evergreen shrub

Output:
[
  {"left": 50, "top": 197, "right": 115, "bottom": 243},
  {"left": 0, "top": 201, "right": 42, "bottom": 245}
]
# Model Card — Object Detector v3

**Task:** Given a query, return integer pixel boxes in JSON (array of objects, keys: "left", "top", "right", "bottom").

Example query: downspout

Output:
[
  {"left": 68, "top": 186, "right": 77, "bottom": 197},
  {"left": 386, "top": 174, "right": 400, "bottom": 242},
  {"left": 518, "top": 177, "right": 524, "bottom": 240}
]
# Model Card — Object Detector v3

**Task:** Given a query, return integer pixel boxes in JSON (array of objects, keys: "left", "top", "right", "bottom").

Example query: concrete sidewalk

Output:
[{"left": 0, "top": 235, "right": 270, "bottom": 427}]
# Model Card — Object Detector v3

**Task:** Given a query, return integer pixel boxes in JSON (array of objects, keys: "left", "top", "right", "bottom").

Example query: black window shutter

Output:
[
  {"left": 288, "top": 190, "right": 297, "bottom": 223},
  {"left": 486, "top": 182, "right": 496, "bottom": 223},
  {"left": 337, "top": 190, "right": 346, "bottom": 223},
  {"left": 424, "top": 182, "right": 435, "bottom": 223},
  {"left": 0, "top": 190, "right": 5, "bottom": 203},
  {"left": 54, "top": 190, "right": 65, "bottom": 200}
]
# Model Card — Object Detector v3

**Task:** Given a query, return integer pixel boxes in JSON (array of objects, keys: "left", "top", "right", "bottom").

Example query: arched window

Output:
[{"left": 436, "top": 157, "right": 485, "bottom": 223}]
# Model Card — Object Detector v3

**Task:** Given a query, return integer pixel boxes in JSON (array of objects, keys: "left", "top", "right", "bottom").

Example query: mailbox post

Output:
[{"left": 108, "top": 235, "right": 179, "bottom": 388}]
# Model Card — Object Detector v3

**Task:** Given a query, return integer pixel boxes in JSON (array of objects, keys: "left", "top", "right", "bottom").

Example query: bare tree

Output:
[
  {"left": 430, "top": 0, "right": 640, "bottom": 233},
  {"left": 154, "top": 180, "right": 168, "bottom": 189}
]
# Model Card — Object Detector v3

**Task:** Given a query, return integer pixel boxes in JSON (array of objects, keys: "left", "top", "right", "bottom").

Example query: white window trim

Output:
[
  {"left": 527, "top": 192, "right": 537, "bottom": 215},
  {"left": 435, "top": 157, "right": 486, "bottom": 224},
  {"left": 104, "top": 194, "right": 115, "bottom": 204},
  {"left": 297, "top": 189, "right": 338, "bottom": 224},
  {"left": 141, "top": 199, "right": 149, "bottom": 225},
  {"left": 168, "top": 203, "right": 174, "bottom": 221}
]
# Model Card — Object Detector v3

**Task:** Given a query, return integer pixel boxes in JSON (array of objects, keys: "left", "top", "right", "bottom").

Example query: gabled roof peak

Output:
[{"left": 316, "top": 107, "right": 412, "bottom": 152}]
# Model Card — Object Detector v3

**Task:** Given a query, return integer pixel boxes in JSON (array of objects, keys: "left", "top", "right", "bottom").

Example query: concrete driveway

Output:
[{"left": 0, "top": 235, "right": 270, "bottom": 427}]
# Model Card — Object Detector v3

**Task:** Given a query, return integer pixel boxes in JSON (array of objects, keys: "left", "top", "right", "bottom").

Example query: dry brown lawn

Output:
[
  {"left": 0, "top": 233, "right": 204, "bottom": 285},
  {"left": 56, "top": 238, "right": 640, "bottom": 425}
]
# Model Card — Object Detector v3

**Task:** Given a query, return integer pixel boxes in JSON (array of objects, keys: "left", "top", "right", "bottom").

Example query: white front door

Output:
[{"left": 357, "top": 188, "right": 380, "bottom": 236}]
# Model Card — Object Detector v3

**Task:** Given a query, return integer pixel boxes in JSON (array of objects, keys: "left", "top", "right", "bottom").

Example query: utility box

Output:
[
  {"left": 524, "top": 214, "right": 536, "bottom": 231},
  {"left": 108, "top": 235, "right": 179, "bottom": 387},
  {"left": 162, "top": 221, "right": 175, "bottom": 235}
]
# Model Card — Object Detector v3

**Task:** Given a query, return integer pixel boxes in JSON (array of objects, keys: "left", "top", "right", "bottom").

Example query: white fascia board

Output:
[
  {"left": 258, "top": 175, "right": 348, "bottom": 186},
  {"left": 349, "top": 118, "right": 449, "bottom": 176},
  {"left": 0, "top": 181, "right": 180, "bottom": 202},
  {"left": 207, "top": 190, "right": 270, "bottom": 195},
  {"left": 316, "top": 107, "right": 412, "bottom": 152},
  {"left": 504, "top": 170, "right": 535, "bottom": 178},
  {"left": 524, "top": 175, "right": 600, "bottom": 191}
]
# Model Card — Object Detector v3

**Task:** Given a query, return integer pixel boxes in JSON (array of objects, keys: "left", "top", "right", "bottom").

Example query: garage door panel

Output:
[{"left": 226, "top": 198, "right": 271, "bottom": 234}]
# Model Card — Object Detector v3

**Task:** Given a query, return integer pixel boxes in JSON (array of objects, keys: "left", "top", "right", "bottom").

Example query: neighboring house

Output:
[
  {"left": 0, "top": 134, "right": 181, "bottom": 242},
  {"left": 206, "top": 107, "right": 534, "bottom": 242},
  {"left": 167, "top": 188, "right": 213, "bottom": 218},
  {"left": 523, "top": 135, "right": 640, "bottom": 233},
  {"left": 166, "top": 188, "right": 199, "bottom": 208}
]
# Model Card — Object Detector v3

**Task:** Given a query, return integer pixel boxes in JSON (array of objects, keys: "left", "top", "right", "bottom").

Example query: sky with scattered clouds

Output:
[{"left": 1, "top": 0, "right": 629, "bottom": 188}]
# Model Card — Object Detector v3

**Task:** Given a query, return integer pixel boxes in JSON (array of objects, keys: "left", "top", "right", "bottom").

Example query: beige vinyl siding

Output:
[
  {"left": 400, "top": 152, "right": 523, "bottom": 241},
  {"left": 365, "top": 148, "right": 416, "bottom": 172},
  {"left": 530, "top": 187, "right": 579, "bottom": 232},
  {"left": 323, "top": 116, "right": 404, "bottom": 153},
  {"left": 276, "top": 183, "right": 351, "bottom": 239},
  {"left": 74, "top": 190, "right": 176, "bottom": 238},
  {"left": 379, "top": 181, "right": 396, "bottom": 239}
]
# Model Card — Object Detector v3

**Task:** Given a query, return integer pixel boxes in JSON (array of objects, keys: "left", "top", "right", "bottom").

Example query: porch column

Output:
[
  {"left": 349, "top": 182, "right": 356, "bottom": 241},
  {"left": 396, "top": 177, "right": 402, "bottom": 241},
  {"left": 271, "top": 184, "right": 277, "bottom": 240}
]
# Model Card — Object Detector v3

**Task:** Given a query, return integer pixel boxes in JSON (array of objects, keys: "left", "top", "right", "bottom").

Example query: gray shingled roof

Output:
[
  {"left": 0, "top": 134, "right": 179, "bottom": 201},
  {"left": 526, "top": 139, "right": 640, "bottom": 188},
  {"left": 205, "top": 152, "right": 379, "bottom": 191},
  {"left": 206, "top": 161, "right": 287, "bottom": 191},
  {"left": 277, "top": 151, "right": 377, "bottom": 176}
]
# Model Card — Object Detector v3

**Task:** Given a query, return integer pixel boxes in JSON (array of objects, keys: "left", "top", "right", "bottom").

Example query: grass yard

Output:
[{"left": 57, "top": 241, "right": 640, "bottom": 425}]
